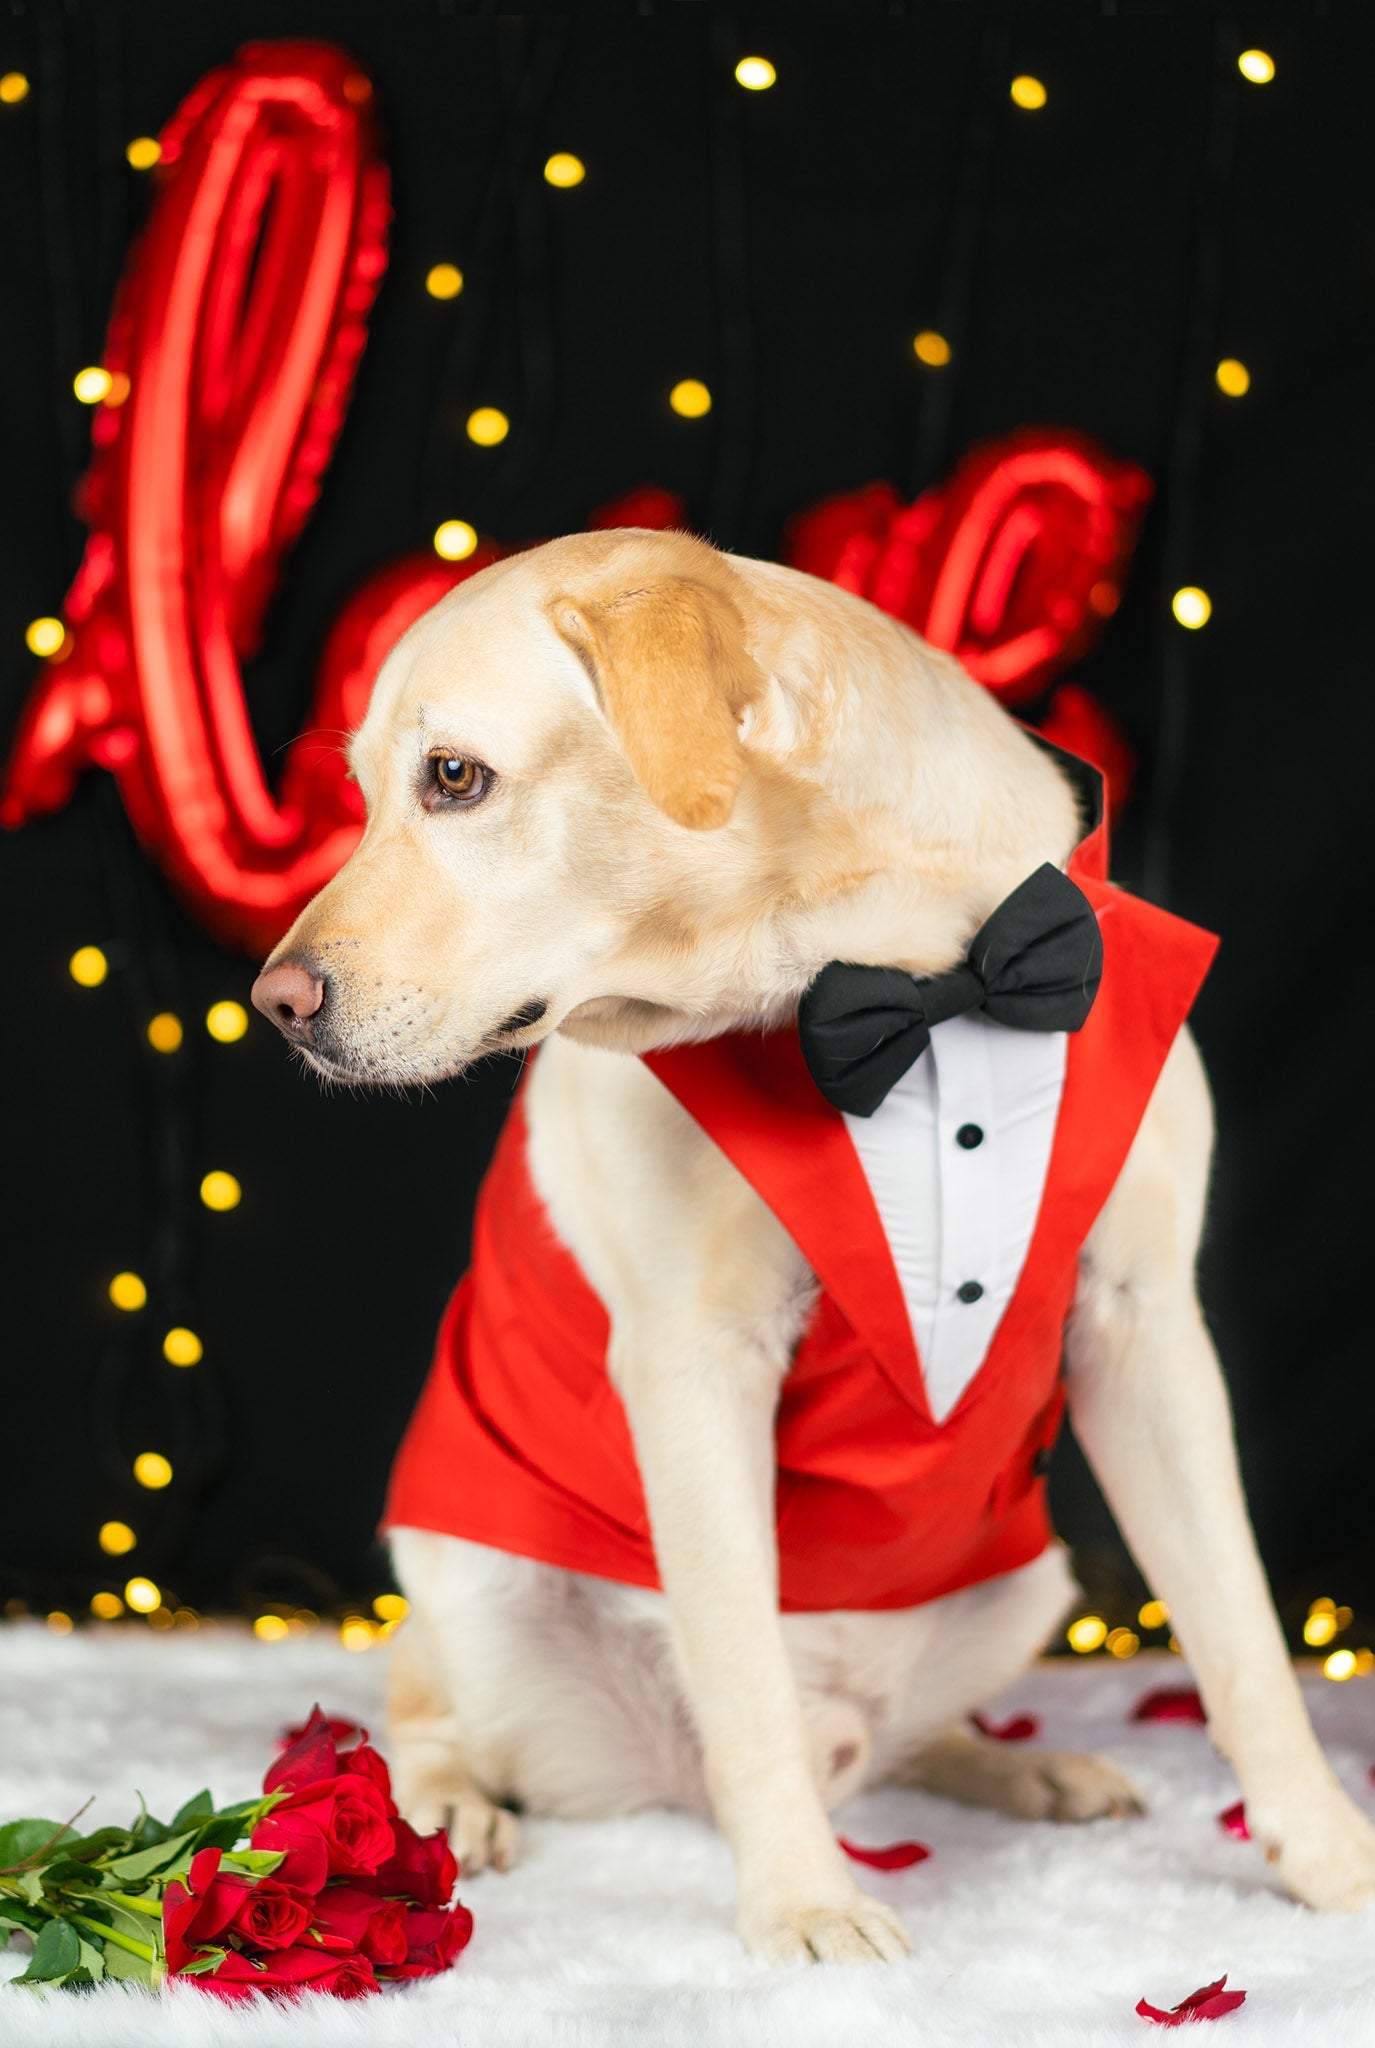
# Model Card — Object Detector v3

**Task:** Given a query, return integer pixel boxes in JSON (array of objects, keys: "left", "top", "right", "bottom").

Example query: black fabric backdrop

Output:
[{"left": 1, "top": 2, "right": 1371, "bottom": 1636}]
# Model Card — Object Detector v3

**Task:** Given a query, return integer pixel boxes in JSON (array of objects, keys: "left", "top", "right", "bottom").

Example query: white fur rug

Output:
[{"left": 1, "top": 1626, "right": 1373, "bottom": 2046}]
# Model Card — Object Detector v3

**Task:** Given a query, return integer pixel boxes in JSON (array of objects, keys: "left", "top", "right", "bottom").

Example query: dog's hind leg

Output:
[
  {"left": 895, "top": 1724, "right": 1143, "bottom": 1822},
  {"left": 385, "top": 1589, "right": 521, "bottom": 1874}
]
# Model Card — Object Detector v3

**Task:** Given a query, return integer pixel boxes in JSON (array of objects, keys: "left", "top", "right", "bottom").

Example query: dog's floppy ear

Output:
[{"left": 550, "top": 571, "right": 765, "bottom": 829}]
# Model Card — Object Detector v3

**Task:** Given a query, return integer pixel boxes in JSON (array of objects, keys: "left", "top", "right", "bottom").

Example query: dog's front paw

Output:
[
  {"left": 738, "top": 1887, "right": 910, "bottom": 1965},
  {"left": 1252, "top": 1791, "right": 1375, "bottom": 1912},
  {"left": 449, "top": 1789, "right": 521, "bottom": 1875}
]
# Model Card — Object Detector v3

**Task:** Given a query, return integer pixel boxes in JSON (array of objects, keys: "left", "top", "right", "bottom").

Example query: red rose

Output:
[
  {"left": 227, "top": 1877, "right": 315, "bottom": 1951},
  {"left": 381, "top": 1901, "right": 474, "bottom": 1980},
  {"left": 252, "top": 1773, "right": 394, "bottom": 1891},
  {"left": 312, "top": 1883, "right": 409, "bottom": 1966},
  {"left": 265, "top": 1705, "right": 347, "bottom": 1797},
  {"left": 342, "top": 1741, "right": 395, "bottom": 1812},
  {"left": 164, "top": 1847, "right": 253, "bottom": 1973},
  {"left": 354, "top": 1815, "right": 457, "bottom": 1906},
  {"left": 193, "top": 1943, "right": 379, "bottom": 2001}
]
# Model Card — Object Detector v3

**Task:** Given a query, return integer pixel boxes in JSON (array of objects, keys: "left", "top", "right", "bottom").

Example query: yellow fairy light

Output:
[
  {"left": 1237, "top": 49, "right": 1275, "bottom": 86},
  {"left": 1067, "top": 1614, "right": 1107, "bottom": 1654},
  {"left": 1010, "top": 75, "right": 1048, "bottom": 110},
  {"left": 148, "top": 1606, "right": 174, "bottom": 1632},
  {"left": 99, "top": 1520, "right": 136, "bottom": 1556},
  {"left": 1354, "top": 1648, "right": 1375, "bottom": 1677},
  {"left": 146, "top": 1012, "right": 183, "bottom": 1053},
  {"left": 126, "top": 135, "right": 161, "bottom": 169},
  {"left": 373, "top": 1592, "right": 409, "bottom": 1623},
  {"left": 253, "top": 1614, "right": 289, "bottom": 1643},
  {"left": 340, "top": 1616, "right": 377, "bottom": 1652},
  {"left": 1138, "top": 1598, "right": 1170, "bottom": 1630},
  {"left": 425, "top": 263, "right": 463, "bottom": 300},
  {"left": 104, "top": 372, "right": 130, "bottom": 407},
  {"left": 125, "top": 1577, "right": 160, "bottom": 1613},
  {"left": 669, "top": 378, "right": 712, "bottom": 419},
  {"left": 1215, "top": 358, "right": 1250, "bottom": 397},
  {"left": 73, "top": 366, "right": 113, "bottom": 405},
  {"left": 734, "top": 56, "right": 776, "bottom": 91},
  {"left": 26, "top": 615, "right": 67, "bottom": 658},
  {"left": 206, "top": 1000, "right": 249, "bottom": 1043},
  {"left": 108, "top": 1271, "right": 147, "bottom": 1313},
  {"left": 1324, "top": 1648, "right": 1357, "bottom": 1682},
  {"left": 91, "top": 1592, "right": 124, "bottom": 1620},
  {"left": 0, "top": 72, "right": 30, "bottom": 104},
  {"left": 1106, "top": 1627, "right": 1140, "bottom": 1659},
  {"left": 466, "top": 406, "right": 509, "bottom": 447},
  {"left": 163, "top": 1327, "right": 203, "bottom": 1368},
  {"left": 433, "top": 519, "right": 477, "bottom": 561},
  {"left": 47, "top": 1611, "right": 73, "bottom": 1635},
  {"left": 912, "top": 330, "right": 952, "bottom": 368},
  {"left": 543, "top": 152, "right": 585, "bottom": 189},
  {"left": 133, "top": 1451, "right": 173, "bottom": 1490},
  {"left": 1304, "top": 1611, "right": 1338, "bottom": 1647},
  {"left": 199, "top": 1170, "right": 241, "bottom": 1213},
  {"left": 1171, "top": 586, "right": 1211, "bottom": 630},
  {"left": 68, "top": 945, "right": 108, "bottom": 987}
]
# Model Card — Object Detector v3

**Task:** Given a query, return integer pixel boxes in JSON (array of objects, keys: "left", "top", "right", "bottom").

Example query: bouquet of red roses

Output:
[{"left": 0, "top": 1707, "right": 471, "bottom": 1999}]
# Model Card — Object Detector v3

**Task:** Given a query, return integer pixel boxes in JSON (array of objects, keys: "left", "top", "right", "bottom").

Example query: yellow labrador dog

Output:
[{"left": 253, "top": 529, "right": 1375, "bottom": 1963}]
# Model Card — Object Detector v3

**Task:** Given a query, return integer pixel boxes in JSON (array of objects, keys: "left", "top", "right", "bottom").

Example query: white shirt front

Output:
[{"left": 843, "top": 1014, "right": 1068, "bottom": 1423}]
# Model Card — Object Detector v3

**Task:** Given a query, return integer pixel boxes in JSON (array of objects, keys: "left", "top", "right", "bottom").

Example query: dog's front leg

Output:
[
  {"left": 612, "top": 1321, "right": 909, "bottom": 1963},
  {"left": 1065, "top": 1032, "right": 1375, "bottom": 1911}
]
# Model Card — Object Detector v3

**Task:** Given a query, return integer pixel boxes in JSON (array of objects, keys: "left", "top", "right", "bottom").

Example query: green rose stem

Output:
[
  {"left": 102, "top": 1891, "right": 163, "bottom": 1920},
  {"left": 67, "top": 1913, "right": 158, "bottom": 1964}
]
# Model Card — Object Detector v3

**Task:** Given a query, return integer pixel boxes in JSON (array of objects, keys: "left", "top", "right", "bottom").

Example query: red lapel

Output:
[{"left": 644, "top": 1029, "right": 926, "bottom": 1415}]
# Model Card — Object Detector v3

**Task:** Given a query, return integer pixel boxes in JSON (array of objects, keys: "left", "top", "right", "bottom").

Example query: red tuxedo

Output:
[{"left": 384, "top": 789, "right": 1217, "bottom": 1612}]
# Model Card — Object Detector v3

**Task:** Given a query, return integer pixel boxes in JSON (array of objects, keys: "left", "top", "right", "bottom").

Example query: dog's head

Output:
[{"left": 251, "top": 529, "right": 872, "bottom": 1085}]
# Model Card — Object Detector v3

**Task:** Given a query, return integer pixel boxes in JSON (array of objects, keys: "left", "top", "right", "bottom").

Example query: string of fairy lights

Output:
[{"left": 3, "top": 35, "right": 1371, "bottom": 1678}]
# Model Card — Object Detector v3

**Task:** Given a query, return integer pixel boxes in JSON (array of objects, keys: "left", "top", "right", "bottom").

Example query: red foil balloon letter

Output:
[{"left": 1, "top": 44, "right": 482, "bottom": 954}]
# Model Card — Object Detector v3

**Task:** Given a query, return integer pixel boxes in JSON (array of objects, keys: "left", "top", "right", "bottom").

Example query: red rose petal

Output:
[
  {"left": 838, "top": 1835, "right": 930, "bottom": 1871},
  {"left": 971, "top": 1710, "right": 1040, "bottom": 1743},
  {"left": 1136, "top": 1976, "right": 1246, "bottom": 2025},
  {"left": 1132, "top": 1688, "right": 1206, "bottom": 1725},
  {"left": 1217, "top": 1801, "right": 1249, "bottom": 1841}
]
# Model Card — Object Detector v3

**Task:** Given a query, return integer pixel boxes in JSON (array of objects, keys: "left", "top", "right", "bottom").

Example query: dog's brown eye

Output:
[{"left": 430, "top": 755, "right": 487, "bottom": 803}]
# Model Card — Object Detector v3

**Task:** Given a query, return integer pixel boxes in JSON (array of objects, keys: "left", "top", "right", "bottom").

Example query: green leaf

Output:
[
  {"left": 176, "top": 1946, "right": 228, "bottom": 1978},
  {"left": 168, "top": 1790, "right": 213, "bottom": 1836},
  {"left": 16, "top": 1916, "right": 81, "bottom": 1982},
  {"left": 55, "top": 1828, "right": 131, "bottom": 1866},
  {"left": 0, "top": 1904, "right": 44, "bottom": 1935},
  {"left": 218, "top": 1848, "right": 284, "bottom": 1877},
  {"left": 100, "top": 1935, "right": 154, "bottom": 1983},
  {"left": 76, "top": 1938, "right": 105, "bottom": 1983},
  {"left": 40, "top": 1856, "right": 108, "bottom": 1895},
  {"left": 105, "top": 1830, "right": 195, "bottom": 1881},
  {"left": 0, "top": 1819, "right": 76, "bottom": 1871},
  {"left": 16, "top": 1871, "right": 45, "bottom": 1908}
]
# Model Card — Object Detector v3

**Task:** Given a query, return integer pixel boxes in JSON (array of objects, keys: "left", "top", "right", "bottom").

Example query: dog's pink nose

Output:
[{"left": 251, "top": 959, "right": 326, "bottom": 1039}]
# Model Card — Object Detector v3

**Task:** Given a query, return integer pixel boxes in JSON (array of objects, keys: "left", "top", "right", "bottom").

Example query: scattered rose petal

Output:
[
  {"left": 1132, "top": 1688, "right": 1206, "bottom": 1725},
  {"left": 972, "top": 1710, "right": 1040, "bottom": 1743},
  {"left": 1136, "top": 1976, "right": 1246, "bottom": 2025},
  {"left": 277, "top": 1714, "right": 363, "bottom": 1753},
  {"left": 838, "top": 1836, "right": 930, "bottom": 1870},
  {"left": 1217, "top": 1801, "right": 1249, "bottom": 1841}
]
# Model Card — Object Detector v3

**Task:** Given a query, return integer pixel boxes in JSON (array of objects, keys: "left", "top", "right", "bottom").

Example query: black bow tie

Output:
[{"left": 798, "top": 864, "right": 1103, "bottom": 1118}]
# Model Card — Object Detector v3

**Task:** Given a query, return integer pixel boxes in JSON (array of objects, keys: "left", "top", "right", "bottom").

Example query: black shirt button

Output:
[
  {"left": 956, "top": 1279, "right": 985, "bottom": 1304},
  {"left": 956, "top": 1123, "right": 984, "bottom": 1149}
]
